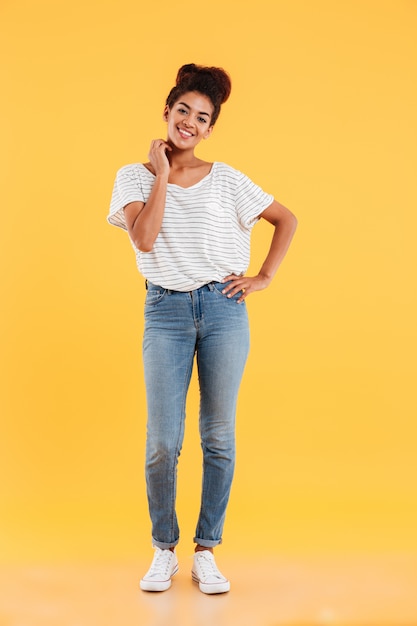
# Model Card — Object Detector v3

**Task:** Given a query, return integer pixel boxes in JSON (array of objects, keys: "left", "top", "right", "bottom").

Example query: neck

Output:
[{"left": 166, "top": 140, "right": 199, "bottom": 169}]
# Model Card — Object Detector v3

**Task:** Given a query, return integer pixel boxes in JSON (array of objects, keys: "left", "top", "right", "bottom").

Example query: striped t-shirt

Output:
[{"left": 108, "top": 161, "right": 274, "bottom": 291}]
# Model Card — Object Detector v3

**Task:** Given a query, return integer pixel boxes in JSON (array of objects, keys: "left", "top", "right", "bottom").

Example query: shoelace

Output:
[
  {"left": 148, "top": 549, "right": 174, "bottom": 577},
  {"left": 195, "top": 552, "right": 223, "bottom": 580}
]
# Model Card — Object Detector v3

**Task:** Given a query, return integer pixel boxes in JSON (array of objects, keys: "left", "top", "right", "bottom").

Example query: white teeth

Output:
[{"left": 179, "top": 128, "right": 192, "bottom": 137}]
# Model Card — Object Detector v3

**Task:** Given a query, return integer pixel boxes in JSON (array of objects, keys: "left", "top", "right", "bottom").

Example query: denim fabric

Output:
[{"left": 143, "top": 281, "right": 250, "bottom": 549}]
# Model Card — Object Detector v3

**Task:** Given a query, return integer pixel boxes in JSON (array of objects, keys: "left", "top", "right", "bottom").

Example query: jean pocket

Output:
[
  {"left": 212, "top": 282, "right": 243, "bottom": 302},
  {"left": 145, "top": 289, "right": 167, "bottom": 306}
]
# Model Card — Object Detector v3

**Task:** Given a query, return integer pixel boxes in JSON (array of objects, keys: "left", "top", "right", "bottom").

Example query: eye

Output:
[
  {"left": 197, "top": 116, "right": 207, "bottom": 124},
  {"left": 178, "top": 107, "right": 188, "bottom": 114}
]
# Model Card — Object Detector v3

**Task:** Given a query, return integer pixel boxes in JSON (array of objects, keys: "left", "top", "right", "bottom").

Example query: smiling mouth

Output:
[{"left": 177, "top": 127, "right": 193, "bottom": 138}]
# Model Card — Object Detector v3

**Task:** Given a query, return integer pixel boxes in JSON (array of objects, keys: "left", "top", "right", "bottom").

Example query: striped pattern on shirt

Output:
[{"left": 108, "top": 161, "right": 274, "bottom": 291}]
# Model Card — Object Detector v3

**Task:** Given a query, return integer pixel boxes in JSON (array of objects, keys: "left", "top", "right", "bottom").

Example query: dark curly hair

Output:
[{"left": 166, "top": 63, "right": 232, "bottom": 126}]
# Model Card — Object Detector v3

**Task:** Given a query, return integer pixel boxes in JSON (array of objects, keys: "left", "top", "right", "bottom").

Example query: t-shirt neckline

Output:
[{"left": 140, "top": 162, "right": 216, "bottom": 190}]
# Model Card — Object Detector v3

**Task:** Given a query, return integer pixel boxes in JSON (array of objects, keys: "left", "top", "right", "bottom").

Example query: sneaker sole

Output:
[
  {"left": 191, "top": 571, "right": 230, "bottom": 594},
  {"left": 140, "top": 565, "right": 179, "bottom": 592}
]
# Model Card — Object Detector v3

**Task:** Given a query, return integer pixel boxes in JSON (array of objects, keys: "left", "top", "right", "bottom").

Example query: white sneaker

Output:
[
  {"left": 192, "top": 550, "right": 230, "bottom": 594},
  {"left": 140, "top": 547, "right": 179, "bottom": 591}
]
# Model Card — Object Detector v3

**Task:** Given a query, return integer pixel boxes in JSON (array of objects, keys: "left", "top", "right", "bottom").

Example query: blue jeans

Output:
[{"left": 143, "top": 280, "right": 250, "bottom": 549}]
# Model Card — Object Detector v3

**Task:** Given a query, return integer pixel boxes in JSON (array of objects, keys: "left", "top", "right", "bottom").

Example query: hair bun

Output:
[
  {"left": 166, "top": 63, "right": 232, "bottom": 125},
  {"left": 176, "top": 63, "right": 231, "bottom": 105},
  {"left": 176, "top": 63, "right": 199, "bottom": 85}
]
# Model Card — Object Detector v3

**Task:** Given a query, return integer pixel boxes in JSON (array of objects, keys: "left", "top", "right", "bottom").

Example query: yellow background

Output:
[{"left": 1, "top": 0, "right": 416, "bottom": 564}]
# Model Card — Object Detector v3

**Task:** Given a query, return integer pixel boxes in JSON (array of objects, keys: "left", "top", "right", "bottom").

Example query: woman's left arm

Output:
[{"left": 222, "top": 200, "right": 298, "bottom": 303}]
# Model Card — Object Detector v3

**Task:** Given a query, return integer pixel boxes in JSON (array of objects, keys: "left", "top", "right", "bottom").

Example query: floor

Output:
[{"left": 0, "top": 554, "right": 416, "bottom": 626}]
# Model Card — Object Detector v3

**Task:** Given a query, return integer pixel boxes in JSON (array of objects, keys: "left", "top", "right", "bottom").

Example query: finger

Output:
[
  {"left": 222, "top": 274, "right": 240, "bottom": 283},
  {"left": 225, "top": 284, "right": 248, "bottom": 300},
  {"left": 237, "top": 287, "right": 250, "bottom": 304},
  {"left": 221, "top": 275, "right": 244, "bottom": 292},
  {"left": 222, "top": 280, "right": 246, "bottom": 296},
  {"left": 151, "top": 139, "right": 166, "bottom": 149},
  {"left": 158, "top": 141, "right": 172, "bottom": 153},
  {"left": 222, "top": 282, "right": 240, "bottom": 294}
]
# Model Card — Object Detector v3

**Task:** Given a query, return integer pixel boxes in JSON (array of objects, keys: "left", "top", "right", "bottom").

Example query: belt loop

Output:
[
  {"left": 145, "top": 279, "right": 148, "bottom": 290},
  {"left": 207, "top": 282, "right": 214, "bottom": 291}
]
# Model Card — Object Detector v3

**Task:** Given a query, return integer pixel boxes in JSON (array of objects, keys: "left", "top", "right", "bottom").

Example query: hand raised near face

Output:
[{"left": 148, "top": 139, "right": 172, "bottom": 178}]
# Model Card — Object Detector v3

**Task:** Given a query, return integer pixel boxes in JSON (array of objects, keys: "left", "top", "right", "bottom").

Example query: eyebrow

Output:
[{"left": 178, "top": 102, "right": 211, "bottom": 118}]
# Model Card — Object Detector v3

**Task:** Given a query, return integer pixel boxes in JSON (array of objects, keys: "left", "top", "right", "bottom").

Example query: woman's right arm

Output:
[{"left": 124, "top": 140, "right": 171, "bottom": 252}]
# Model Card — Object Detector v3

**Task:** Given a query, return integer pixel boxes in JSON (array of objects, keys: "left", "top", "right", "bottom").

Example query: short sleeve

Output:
[
  {"left": 235, "top": 170, "right": 274, "bottom": 229},
  {"left": 107, "top": 164, "right": 146, "bottom": 231}
]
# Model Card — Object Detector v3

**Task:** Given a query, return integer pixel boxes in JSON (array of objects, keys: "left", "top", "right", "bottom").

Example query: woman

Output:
[{"left": 108, "top": 63, "right": 297, "bottom": 594}]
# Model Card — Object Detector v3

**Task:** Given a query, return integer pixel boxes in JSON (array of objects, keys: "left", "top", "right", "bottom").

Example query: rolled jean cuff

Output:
[
  {"left": 193, "top": 537, "right": 223, "bottom": 548},
  {"left": 153, "top": 538, "right": 179, "bottom": 550}
]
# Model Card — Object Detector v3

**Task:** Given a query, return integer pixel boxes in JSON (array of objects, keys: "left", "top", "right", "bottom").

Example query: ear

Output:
[
  {"left": 203, "top": 125, "right": 214, "bottom": 140},
  {"left": 163, "top": 105, "right": 169, "bottom": 122}
]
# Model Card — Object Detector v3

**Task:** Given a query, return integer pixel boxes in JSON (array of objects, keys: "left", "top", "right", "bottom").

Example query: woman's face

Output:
[{"left": 164, "top": 91, "right": 214, "bottom": 149}]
